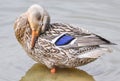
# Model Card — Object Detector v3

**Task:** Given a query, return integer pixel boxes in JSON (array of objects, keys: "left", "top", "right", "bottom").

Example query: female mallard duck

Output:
[{"left": 14, "top": 4, "right": 115, "bottom": 73}]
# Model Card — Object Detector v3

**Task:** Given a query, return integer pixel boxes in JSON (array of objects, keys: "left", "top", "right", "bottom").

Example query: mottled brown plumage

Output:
[{"left": 14, "top": 4, "right": 115, "bottom": 70}]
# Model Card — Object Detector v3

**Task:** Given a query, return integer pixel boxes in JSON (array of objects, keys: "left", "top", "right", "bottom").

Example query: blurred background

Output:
[{"left": 0, "top": 0, "right": 120, "bottom": 81}]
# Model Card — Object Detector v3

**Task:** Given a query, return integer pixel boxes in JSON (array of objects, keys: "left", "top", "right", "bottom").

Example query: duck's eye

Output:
[{"left": 37, "top": 16, "right": 41, "bottom": 21}]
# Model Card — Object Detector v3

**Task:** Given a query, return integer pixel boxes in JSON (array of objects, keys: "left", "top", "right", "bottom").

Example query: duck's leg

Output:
[{"left": 50, "top": 68, "right": 56, "bottom": 74}]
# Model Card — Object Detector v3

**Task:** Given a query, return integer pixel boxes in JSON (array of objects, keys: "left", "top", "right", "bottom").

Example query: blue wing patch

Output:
[{"left": 55, "top": 34, "right": 75, "bottom": 46}]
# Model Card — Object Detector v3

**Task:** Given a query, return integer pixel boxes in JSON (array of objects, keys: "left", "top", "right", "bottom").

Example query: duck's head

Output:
[{"left": 27, "top": 4, "right": 50, "bottom": 49}]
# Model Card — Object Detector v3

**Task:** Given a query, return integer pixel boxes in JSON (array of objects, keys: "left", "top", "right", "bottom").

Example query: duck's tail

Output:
[{"left": 78, "top": 47, "right": 112, "bottom": 58}]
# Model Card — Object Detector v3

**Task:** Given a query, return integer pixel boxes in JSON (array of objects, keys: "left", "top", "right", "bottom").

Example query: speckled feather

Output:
[{"left": 14, "top": 13, "right": 113, "bottom": 69}]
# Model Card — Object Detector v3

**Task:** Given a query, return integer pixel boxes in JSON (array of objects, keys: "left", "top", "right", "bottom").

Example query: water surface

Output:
[{"left": 0, "top": 0, "right": 120, "bottom": 81}]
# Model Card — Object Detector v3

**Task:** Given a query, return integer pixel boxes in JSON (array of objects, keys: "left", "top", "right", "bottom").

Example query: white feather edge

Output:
[
  {"left": 51, "top": 33, "right": 67, "bottom": 44},
  {"left": 51, "top": 32, "right": 77, "bottom": 45},
  {"left": 78, "top": 47, "right": 112, "bottom": 58}
]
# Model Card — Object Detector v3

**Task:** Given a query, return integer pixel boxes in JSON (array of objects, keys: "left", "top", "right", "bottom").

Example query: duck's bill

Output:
[{"left": 31, "top": 30, "right": 39, "bottom": 49}]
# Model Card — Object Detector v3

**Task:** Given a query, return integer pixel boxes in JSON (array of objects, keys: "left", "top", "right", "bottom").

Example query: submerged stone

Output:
[{"left": 20, "top": 63, "right": 95, "bottom": 81}]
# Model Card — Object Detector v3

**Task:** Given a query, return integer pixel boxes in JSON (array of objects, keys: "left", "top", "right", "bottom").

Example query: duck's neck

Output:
[
  {"left": 14, "top": 13, "right": 52, "bottom": 50},
  {"left": 15, "top": 25, "right": 31, "bottom": 47},
  {"left": 14, "top": 20, "right": 50, "bottom": 50}
]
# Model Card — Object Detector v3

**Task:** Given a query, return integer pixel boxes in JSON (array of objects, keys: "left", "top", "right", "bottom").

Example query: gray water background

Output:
[{"left": 0, "top": 0, "right": 120, "bottom": 81}]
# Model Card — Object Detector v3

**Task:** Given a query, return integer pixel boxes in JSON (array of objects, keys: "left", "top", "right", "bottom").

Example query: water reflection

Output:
[{"left": 20, "top": 63, "right": 95, "bottom": 81}]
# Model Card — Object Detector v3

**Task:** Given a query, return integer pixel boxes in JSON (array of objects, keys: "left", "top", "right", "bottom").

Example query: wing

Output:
[
  {"left": 73, "top": 33, "right": 115, "bottom": 47},
  {"left": 48, "top": 23, "right": 115, "bottom": 49}
]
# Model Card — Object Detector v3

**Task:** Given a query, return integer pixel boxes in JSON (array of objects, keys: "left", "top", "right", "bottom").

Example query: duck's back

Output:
[{"left": 32, "top": 23, "right": 114, "bottom": 68}]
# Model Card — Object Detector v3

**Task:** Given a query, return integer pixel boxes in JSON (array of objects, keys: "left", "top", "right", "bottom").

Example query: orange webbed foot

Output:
[{"left": 51, "top": 68, "right": 56, "bottom": 74}]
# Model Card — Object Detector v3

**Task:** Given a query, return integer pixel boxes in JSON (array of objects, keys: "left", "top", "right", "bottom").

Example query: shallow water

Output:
[
  {"left": 20, "top": 63, "right": 95, "bottom": 81},
  {"left": 0, "top": 0, "right": 120, "bottom": 81}
]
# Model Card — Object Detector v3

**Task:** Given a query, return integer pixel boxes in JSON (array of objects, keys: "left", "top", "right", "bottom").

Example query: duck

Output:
[{"left": 14, "top": 4, "right": 116, "bottom": 74}]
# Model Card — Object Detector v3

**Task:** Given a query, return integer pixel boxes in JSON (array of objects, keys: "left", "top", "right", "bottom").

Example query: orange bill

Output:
[{"left": 31, "top": 30, "right": 39, "bottom": 49}]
